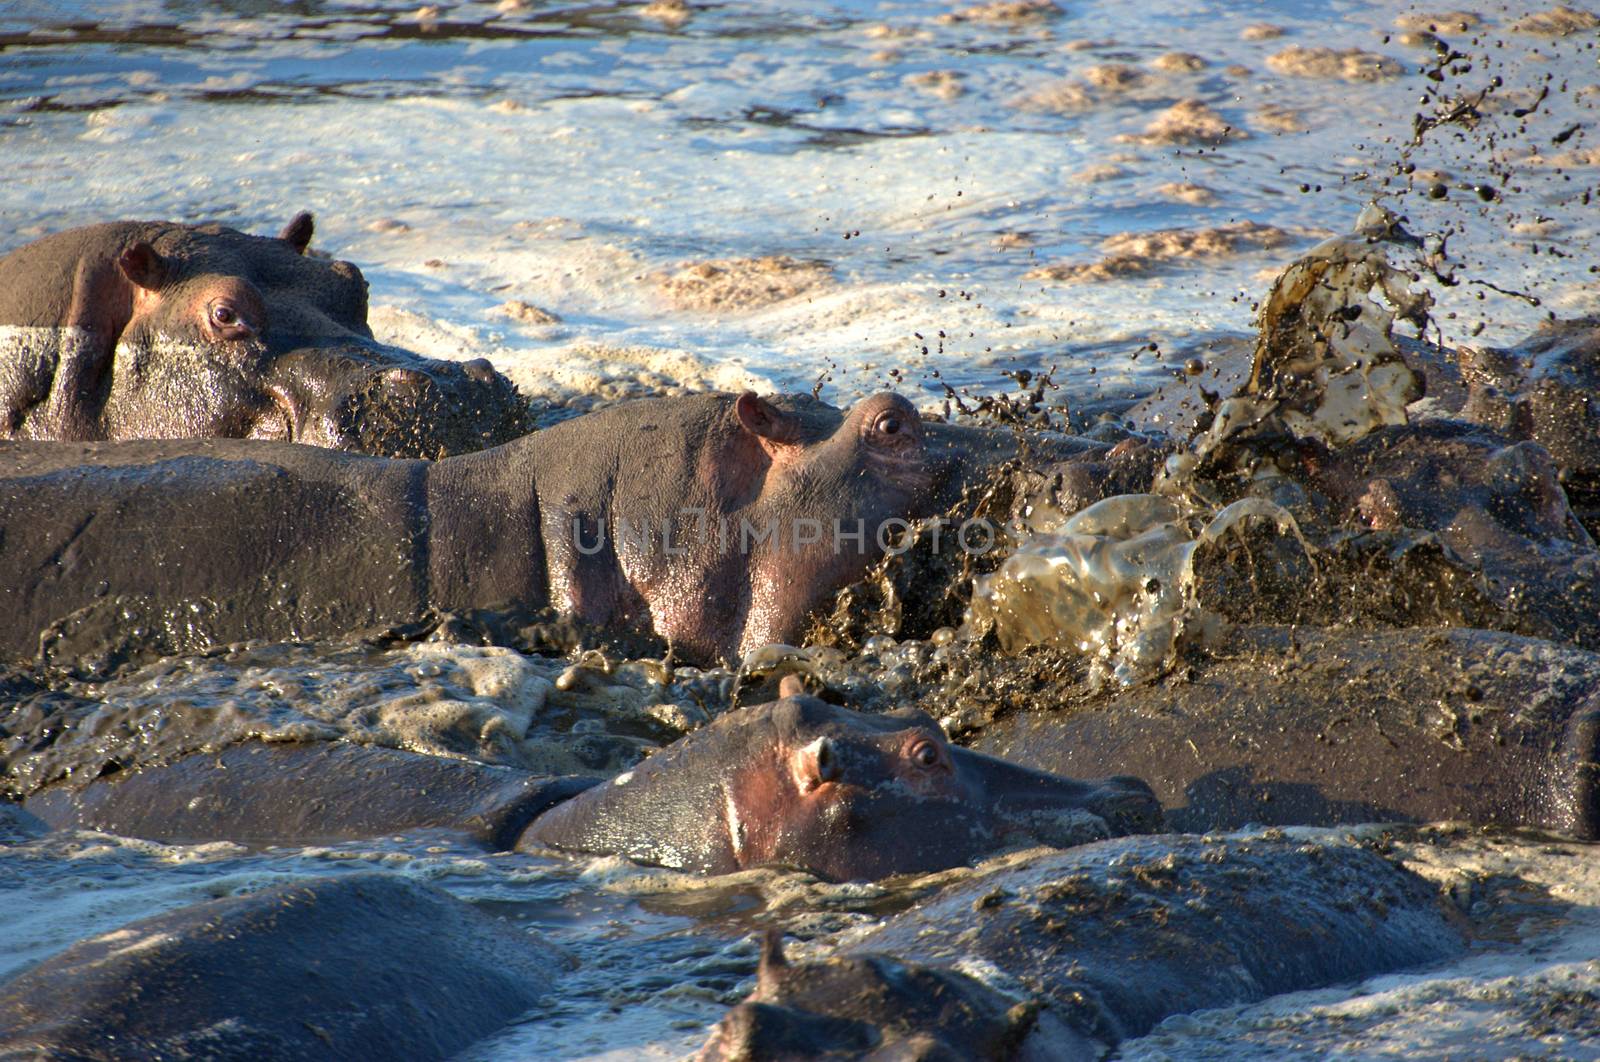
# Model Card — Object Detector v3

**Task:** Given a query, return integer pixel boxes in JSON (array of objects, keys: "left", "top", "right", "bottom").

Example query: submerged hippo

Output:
[
  {"left": 0, "top": 389, "right": 1034, "bottom": 671},
  {"left": 0, "top": 873, "right": 567, "bottom": 1061},
  {"left": 24, "top": 680, "right": 1161, "bottom": 882},
  {"left": 1273, "top": 421, "right": 1600, "bottom": 649},
  {"left": 1459, "top": 315, "right": 1600, "bottom": 526},
  {"left": 974, "top": 625, "right": 1600, "bottom": 840},
  {"left": 700, "top": 834, "right": 1463, "bottom": 1060},
  {"left": 0, "top": 214, "right": 529, "bottom": 456}
]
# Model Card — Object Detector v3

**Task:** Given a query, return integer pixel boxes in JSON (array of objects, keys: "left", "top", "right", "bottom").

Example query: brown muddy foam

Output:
[
  {"left": 1151, "top": 51, "right": 1208, "bottom": 72},
  {"left": 1393, "top": 10, "right": 1484, "bottom": 32},
  {"left": 935, "top": 0, "right": 1062, "bottom": 25},
  {"left": 1510, "top": 4, "right": 1600, "bottom": 34},
  {"left": 1024, "top": 222, "right": 1297, "bottom": 284},
  {"left": 1156, "top": 182, "right": 1218, "bottom": 204},
  {"left": 1266, "top": 46, "right": 1404, "bottom": 81},
  {"left": 654, "top": 256, "right": 834, "bottom": 313},
  {"left": 1117, "top": 98, "right": 1248, "bottom": 145},
  {"left": 905, "top": 70, "right": 966, "bottom": 100}
]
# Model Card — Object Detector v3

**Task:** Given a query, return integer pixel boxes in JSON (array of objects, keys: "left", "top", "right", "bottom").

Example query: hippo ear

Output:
[
  {"left": 735, "top": 392, "right": 801, "bottom": 444},
  {"left": 278, "top": 212, "right": 315, "bottom": 255},
  {"left": 777, "top": 674, "right": 806, "bottom": 699},
  {"left": 756, "top": 928, "right": 788, "bottom": 991},
  {"left": 116, "top": 242, "right": 167, "bottom": 291}
]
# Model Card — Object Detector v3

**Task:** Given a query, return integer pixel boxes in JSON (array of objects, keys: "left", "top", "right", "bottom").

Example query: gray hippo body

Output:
[
  {"left": 700, "top": 834, "right": 1464, "bottom": 1060},
  {"left": 22, "top": 683, "right": 1160, "bottom": 883},
  {"left": 0, "top": 215, "right": 529, "bottom": 456},
  {"left": 974, "top": 625, "right": 1600, "bottom": 841},
  {"left": 0, "top": 389, "right": 1022, "bottom": 670},
  {"left": 0, "top": 873, "right": 567, "bottom": 1061},
  {"left": 23, "top": 741, "right": 602, "bottom": 851}
]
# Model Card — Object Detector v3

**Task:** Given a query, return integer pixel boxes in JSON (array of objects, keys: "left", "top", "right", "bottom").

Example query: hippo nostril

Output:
[
  {"left": 381, "top": 368, "right": 431, "bottom": 398},
  {"left": 462, "top": 357, "right": 498, "bottom": 384},
  {"left": 262, "top": 384, "right": 302, "bottom": 441}
]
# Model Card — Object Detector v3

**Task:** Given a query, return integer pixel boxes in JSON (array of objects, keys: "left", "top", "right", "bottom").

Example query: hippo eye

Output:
[
  {"left": 207, "top": 300, "right": 253, "bottom": 339},
  {"left": 909, "top": 739, "right": 942, "bottom": 769},
  {"left": 873, "top": 411, "right": 909, "bottom": 439}
]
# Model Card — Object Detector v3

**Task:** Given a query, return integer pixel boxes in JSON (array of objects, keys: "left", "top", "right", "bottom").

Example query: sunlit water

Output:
[{"left": 2, "top": 1, "right": 1599, "bottom": 1058}]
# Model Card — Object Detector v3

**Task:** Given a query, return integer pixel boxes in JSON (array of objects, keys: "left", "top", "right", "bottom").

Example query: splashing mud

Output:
[{"left": 968, "top": 494, "right": 1305, "bottom": 684}]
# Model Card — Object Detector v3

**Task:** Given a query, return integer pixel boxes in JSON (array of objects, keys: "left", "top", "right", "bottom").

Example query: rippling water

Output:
[{"left": 3, "top": 1, "right": 1599, "bottom": 1058}]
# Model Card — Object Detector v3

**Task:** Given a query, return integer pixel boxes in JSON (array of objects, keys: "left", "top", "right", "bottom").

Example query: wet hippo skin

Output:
[
  {"left": 0, "top": 390, "right": 1033, "bottom": 671},
  {"left": 700, "top": 833, "right": 1464, "bottom": 1060},
  {"left": 974, "top": 626, "right": 1600, "bottom": 839},
  {"left": 24, "top": 742, "right": 600, "bottom": 850},
  {"left": 0, "top": 873, "right": 567, "bottom": 1061}
]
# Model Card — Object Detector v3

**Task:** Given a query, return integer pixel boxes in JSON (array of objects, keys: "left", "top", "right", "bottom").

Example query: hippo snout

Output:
[
  {"left": 1093, "top": 775, "right": 1164, "bottom": 835},
  {"left": 264, "top": 345, "right": 529, "bottom": 458}
]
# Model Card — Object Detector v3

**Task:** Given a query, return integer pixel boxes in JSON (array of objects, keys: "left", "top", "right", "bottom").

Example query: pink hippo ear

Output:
[
  {"left": 278, "top": 211, "right": 315, "bottom": 255},
  {"left": 735, "top": 391, "right": 802, "bottom": 444},
  {"left": 777, "top": 674, "right": 806, "bottom": 699},
  {"left": 116, "top": 241, "right": 167, "bottom": 291},
  {"left": 756, "top": 928, "right": 789, "bottom": 993}
]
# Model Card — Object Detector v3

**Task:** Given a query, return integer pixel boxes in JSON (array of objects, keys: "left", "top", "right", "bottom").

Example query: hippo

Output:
[
  {"left": 1229, "top": 421, "right": 1600, "bottom": 649},
  {"left": 993, "top": 418, "right": 1600, "bottom": 657},
  {"left": 0, "top": 389, "right": 1040, "bottom": 672},
  {"left": 1458, "top": 315, "right": 1600, "bottom": 529},
  {"left": 22, "top": 679, "right": 1162, "bottom": 882},
  {"left": 521, "top": 681, "right": 1160, "bottom": 879},
  {"left": 971, "top": 625, "right": 1600, "bottom": 839},
  {"left": 0, "top": 873, "right": 568, "bottom": 1061},
  {"left": 0, "top": 214, "right": 530, "bottom": 456},
  {"left": 699, "top": 833, "right": 1463, "bottom": 1060}
]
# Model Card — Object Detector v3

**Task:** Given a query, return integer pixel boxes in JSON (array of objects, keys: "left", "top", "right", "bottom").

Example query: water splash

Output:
[{"left": 967, "top": 492, "right": 1305, "bottom": 685}]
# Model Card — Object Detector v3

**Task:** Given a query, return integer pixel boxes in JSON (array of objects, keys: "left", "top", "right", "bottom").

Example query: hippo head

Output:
[
  {"left": 1308, "top": 422, "right": 1595, "bottom": 559},
  {"left": 519, "top": 680, "right": 1160, "bottom": 882},
  {"left": 2, "top": 214, "right": 528, "bottom": 455},
  {"left": 1460, "top": 317, "right": 1600, "bottom": 498},
  {"left": 733, "top": 392, "right": 939, "bottom": 647},
  {"left": 535, "top": 388, "right": 1091, "bottom": 664},
  {"left": 110, "top": 213, "right": 365, "bottom": 352},
  {"left": 696, "top": 931, "right": 1058, "bottom": 1061}
]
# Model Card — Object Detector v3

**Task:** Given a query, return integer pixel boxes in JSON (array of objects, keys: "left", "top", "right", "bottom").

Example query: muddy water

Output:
[{"left": 3, "top": 0, "right": 1600, "bottom": 1058}]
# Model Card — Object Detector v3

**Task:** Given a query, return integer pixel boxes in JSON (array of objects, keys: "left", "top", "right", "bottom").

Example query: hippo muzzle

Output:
[{"left": 264, "top": 344, "right": 529, "bottom": 458}]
